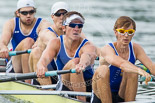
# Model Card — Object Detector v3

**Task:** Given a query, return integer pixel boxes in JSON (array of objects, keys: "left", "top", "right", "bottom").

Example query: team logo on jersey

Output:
[{"left": 14, "top": 31, "right": 19, "bottom": 33}]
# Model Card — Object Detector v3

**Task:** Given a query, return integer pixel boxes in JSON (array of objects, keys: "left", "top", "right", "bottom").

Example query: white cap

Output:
[
  {"left": 17, "top": 0, "right": 35, "bottom": 10},
  {"left": 63, "top": 14, "right": 85, "bottom": 26},
  {"left": 51, "top": 2, "right": 69, "bottom": 15}
]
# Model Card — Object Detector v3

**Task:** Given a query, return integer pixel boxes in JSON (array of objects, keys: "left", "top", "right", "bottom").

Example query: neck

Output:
[
  {"left": 115, "top": 42, "right": 129, "bottom": 53},
  {"left": 64, "top": 36, "right": 81, "bottom": 51},
  {"left": 52, "top": 25, "right": 63, "bottom": 36}
]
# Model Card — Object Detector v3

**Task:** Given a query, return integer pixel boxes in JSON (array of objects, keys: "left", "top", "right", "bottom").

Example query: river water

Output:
[{"left": 0, "top": 0, "right": 155, "bottom": 102}]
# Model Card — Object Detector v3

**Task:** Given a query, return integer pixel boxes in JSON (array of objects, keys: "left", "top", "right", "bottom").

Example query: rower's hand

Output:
[
  {"left": 75, "top": 64, "right": 86, "bottom": 74},
  {"left": 0, "top": 48, "right": 9, "bottom": 58},
  {"left": 32, "top": 43, "right": 37, "bottom": 49},
  {"left": 139, "top": 69, "right": 152, "bottom": 85},
  {"left": 37, "top": 63, "right": 47, "bottom": 78}
]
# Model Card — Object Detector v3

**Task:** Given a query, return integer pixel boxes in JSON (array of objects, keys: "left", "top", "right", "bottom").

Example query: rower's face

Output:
[
  {"left": 65, "top": 19, "right": 83, "bottom": 40},
  {"left": 17, "top": 7, "right": 36, "bottom": 26},
  {"left": 115, "top": 24, "right": 135, "bottom": 45},
  {"left": 52, "top": 9, "right": 67, "bottom": 30}
]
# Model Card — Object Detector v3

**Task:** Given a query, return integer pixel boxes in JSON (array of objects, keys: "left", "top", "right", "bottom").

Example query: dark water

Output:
[{"left": 0, "top": 0, "right": 155, "bottom": 102}]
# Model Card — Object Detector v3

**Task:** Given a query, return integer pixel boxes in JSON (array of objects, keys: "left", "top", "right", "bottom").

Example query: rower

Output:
[
  {"left": 29, "top": 1, "right": 69, "bottom": 85},
  {"left": 91, "top": 16, "right": 155, "bottom": 103},
  {"left": 37, "top": 11, "right": 97, "bottom": 102},
  {"left": 0, "top": 0, "right": 51, "bottom": 84}
]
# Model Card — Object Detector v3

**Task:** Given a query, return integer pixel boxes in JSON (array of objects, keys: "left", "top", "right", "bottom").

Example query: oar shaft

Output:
[
  {"left": 0, "top": 72, "right": 37, "bottom": 82},
  {"left": 9, "top": 49, "right": 32, "bottom": 56},
  {"left": 0, "top": 90, "right": 91, "bottom": 97},
  {"left": 0, "top": 69, "right": 76, "bottom": 82},
  {"left": 45, "top": 69, "right": 76, "bottom": 77},
  {"left": 0, "top": 67, "right": 6, "bottom": 72}
]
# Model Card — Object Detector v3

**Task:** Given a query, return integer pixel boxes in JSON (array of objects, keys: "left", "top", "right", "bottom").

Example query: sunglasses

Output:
[
  {"left": 54, "top": 11, "right": 67, "bottom": 17},
  {"left": 116, "top": 29, "right": 135, "bottom": 35},
  {"left": 19, "top": 10, "right": 35, "bottom": 15},
  {"left": 69, "top": 23, "right": 83, "bottom": 28}
]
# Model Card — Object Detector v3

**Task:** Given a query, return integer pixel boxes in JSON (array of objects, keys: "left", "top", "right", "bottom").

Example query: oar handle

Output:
[
  {"left": 139, "top": 76, "right": 154, "bottom": 82},
  {"left": 45, "top": 69, "right": 76, "bottom": 77},
  {"left": 9, "top": 49, "right": 32, "bottom": 56},
  {"left": 96, "top": 57, "right": 99, "bottom": 60}
]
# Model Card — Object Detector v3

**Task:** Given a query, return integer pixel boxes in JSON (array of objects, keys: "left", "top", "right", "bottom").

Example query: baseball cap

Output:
[
  {"left": 51, "top": 2, "right": 69, "bottom": 15},
  {"left": 17, "top": 0, "right": 35, "bottom": 10}
]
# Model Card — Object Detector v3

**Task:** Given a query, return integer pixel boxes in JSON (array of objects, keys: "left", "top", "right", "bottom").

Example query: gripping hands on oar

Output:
[
  {"left": 37, "top": 63, "right": 84, "bottom": 78},
  {"left": 9, "top": 49, "right": 32, "bottom": 56},
  {"left": 138, "top": 68, "right": 152, "bottom": 85},
  {"left": 0, "top": 49, "right": 32, "bottom": 58},
  {"left": 0, "top": 69, "right": 76, "bottom": 83}
]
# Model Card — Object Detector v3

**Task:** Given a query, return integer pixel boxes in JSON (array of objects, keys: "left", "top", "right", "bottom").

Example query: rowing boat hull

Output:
[{"left": 0, "top": 81, "right": 80, "bottom": 103}]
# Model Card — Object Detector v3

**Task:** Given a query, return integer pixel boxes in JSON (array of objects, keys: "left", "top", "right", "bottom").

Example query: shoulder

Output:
[
  {"left": 81, "top": 39, "right": 96, "bottom": 52},
  {"left": 48, "top": 37, "right": 60, "bottom": 50},
  {"left": 38, "top": 18, "right": 52, "bottom": 31},
  {"left": 3, "top": 18, "right": 15, "bottom": 26},
  {"left": 100, "top": 42, "right": 116, "bottom": 55},
  {"left": 101, "top": 43, "right": 113, "bottom": 51},
  {"left": 2, "top": 18, "right": 15, "bottom": 31},
  {"left": 132, "top": 42, "right": 144, "bottom": 55},
  {"left": 39, "top": 18, "right": 51, "bottom": 26},
  {"left": 49, "top": 37, "right": 60, "bottom": 44},
  {"left": 132, "top": 42, "right": 143, "bottom": 51},
  {"left": 39, "top": 27, "right": 57, "bottom": 37}
]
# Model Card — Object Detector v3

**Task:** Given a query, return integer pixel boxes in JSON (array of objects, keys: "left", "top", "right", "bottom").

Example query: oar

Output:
[
  {"left": 9, "top": 49, "right": 32, "bottom": 56},
  {"left": 0, "top": 66, "right": 6, "bottom": 72},
  {"left": 0, "top": 90, "right": 91, "bottom": 97},
  {"left": 138, "top": 76, "right": 155, "bottom": 82},
  {"left": 0, "top": 69, "right": 76, "bottom": 82}
]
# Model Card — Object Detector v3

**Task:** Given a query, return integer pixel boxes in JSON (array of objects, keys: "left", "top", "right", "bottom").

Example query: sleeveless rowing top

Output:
[
  {"left": 11, "top": 17, "right": 42, "bottom": 50},
  {"left": 47, "top": 27, "right": 58, "bottom": 70},
  {"left": 56, "top": 35, "right": 94, "bottom": 80},
  {"left": 108, "top": 42, "right": 136, "bottom": 92}
]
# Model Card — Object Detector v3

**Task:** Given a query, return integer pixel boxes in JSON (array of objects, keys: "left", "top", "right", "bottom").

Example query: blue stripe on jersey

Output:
[
  {"left": 47, "top": 27, "right": 58, "bottom": 37},
  {"left": 11, "top": 17, "right": 42, "bottom": 50},
  {"left": 108, "top": 42, "right": 136, "bottom": 92},
  {"left": 56, "top": 35, "right": 94, "bottom": 80}
]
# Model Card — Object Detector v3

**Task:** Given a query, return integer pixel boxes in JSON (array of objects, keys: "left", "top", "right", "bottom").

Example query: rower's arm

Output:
[
  {"left": 37, "top": 38, "right": 60, "bottom": 77},
  {"left": 0, "top": 19, "right": 14, "bottom": 58},
  {"left": 101, "top": 45, "right": 147, "bottom": 76},
  {"left": 79, "top": 43, "right": 97, "bottom": 68},
  {"left": 0, "top": 19, "right": 13, "bottom": 49},
  {"left": 133, "top": 43, "right": 155, "bottom": 75}
]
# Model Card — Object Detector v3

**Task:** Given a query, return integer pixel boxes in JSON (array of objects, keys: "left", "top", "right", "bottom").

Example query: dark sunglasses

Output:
[
  {"left": 54, "top": 11, "right": 67, "bottom": 17},
  {"left": 69, "top": 23, "right": 83, "bottom": 28},
  {"left": 19, "top": 10, "right": 35, "bottom": 15}
]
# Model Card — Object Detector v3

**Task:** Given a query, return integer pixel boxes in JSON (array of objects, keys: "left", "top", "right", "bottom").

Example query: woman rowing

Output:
[{"left": 91, "top": 16, "right": 155, "bottom": 103}]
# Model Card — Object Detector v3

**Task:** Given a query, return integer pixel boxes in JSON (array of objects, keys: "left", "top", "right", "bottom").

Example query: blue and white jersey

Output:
[
  {"left": 108, "top": 42, "right": 136, "bottom": 92},
  {"left": 47, "top": 27, "right": 58, "bottom": 71},
  {"left": 56, "top": 35, "right": 94, "bottom": 80},
  {"left": 11, "top": 17, "right": 42, "bottom": 50}
]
